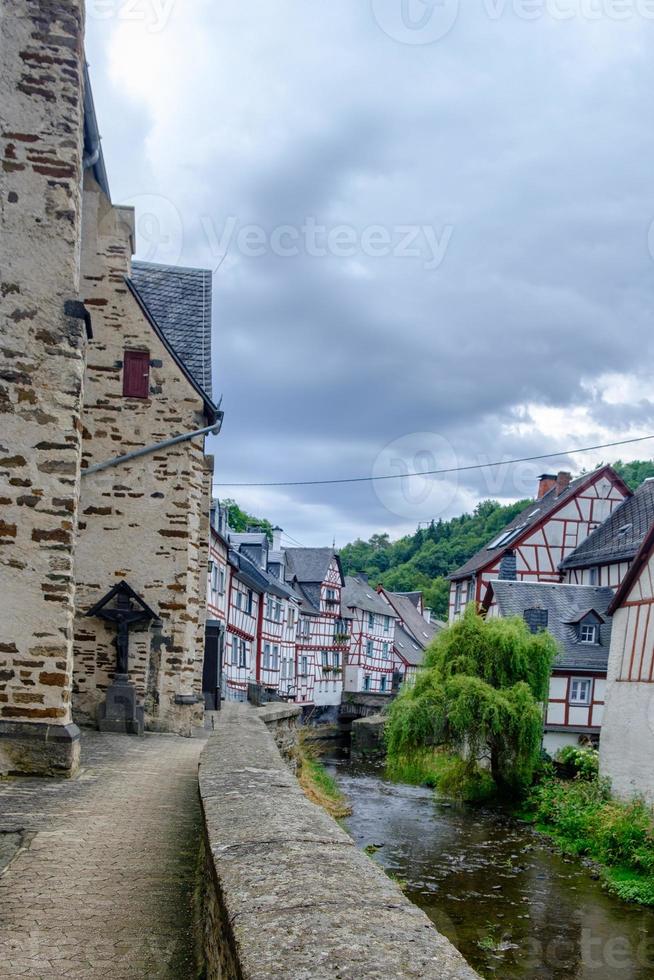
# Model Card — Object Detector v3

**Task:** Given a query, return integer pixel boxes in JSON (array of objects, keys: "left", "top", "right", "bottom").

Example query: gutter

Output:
[{"left": 81, "top": 417, "right": 223, "bottom": 477}]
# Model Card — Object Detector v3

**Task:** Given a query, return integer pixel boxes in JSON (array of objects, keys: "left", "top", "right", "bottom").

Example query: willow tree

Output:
[{"left": 386, "top": 606, "right": 557, "bottom": 797}]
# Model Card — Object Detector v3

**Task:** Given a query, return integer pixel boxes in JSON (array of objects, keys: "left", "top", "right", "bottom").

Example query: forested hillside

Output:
[{"left": 227, "top": 460, "right": 654, "bottom": 620}]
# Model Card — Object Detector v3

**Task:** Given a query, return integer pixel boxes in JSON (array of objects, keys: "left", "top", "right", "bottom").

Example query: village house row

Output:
[
  {"left": 204, "top": 503, "right": 439, "bottom": 716},
  {"left": 447, "top": 465, "right": 654, "bottom": 801}
]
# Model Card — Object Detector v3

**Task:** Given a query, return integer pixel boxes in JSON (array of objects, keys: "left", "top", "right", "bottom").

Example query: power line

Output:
[{"left": 214, "top": 433, "right": 654, "bottom": 489}]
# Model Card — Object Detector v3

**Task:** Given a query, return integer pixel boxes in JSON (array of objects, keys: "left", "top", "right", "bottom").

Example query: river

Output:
[{"left": 326, "top": 753, "right": 654, "bottom": 979}]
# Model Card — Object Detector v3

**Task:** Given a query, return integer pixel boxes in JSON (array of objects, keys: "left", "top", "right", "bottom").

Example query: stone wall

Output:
[
  {"left": 0, "top": 0, "right": 86, "bottom": 774},
  {"left": 73, "top": 175, "right": 213, "bottom": 735},
  {"left": 198, "top": 703, "right": 479, "bottom": 979}
]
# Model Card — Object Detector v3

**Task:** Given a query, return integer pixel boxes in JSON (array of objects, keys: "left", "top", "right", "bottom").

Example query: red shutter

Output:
[{"left": 123, "top": 350, "right": 150, "bottom": 398}]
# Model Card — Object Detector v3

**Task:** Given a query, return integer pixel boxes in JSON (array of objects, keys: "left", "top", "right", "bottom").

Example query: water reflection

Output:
[{"left": 327, "top": 756, "right": 654, "bottom": 979}]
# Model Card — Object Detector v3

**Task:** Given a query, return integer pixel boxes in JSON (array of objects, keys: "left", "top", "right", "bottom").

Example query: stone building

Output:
[{"left": 0, "top": 1, "right": 219, "bottom": 774}]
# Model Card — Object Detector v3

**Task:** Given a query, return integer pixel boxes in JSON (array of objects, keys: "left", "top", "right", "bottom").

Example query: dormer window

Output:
[{"left": 580, "top": 624, "right": 598, "bottom": 644}]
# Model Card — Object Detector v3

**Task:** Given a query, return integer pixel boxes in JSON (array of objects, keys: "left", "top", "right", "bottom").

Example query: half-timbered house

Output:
[
  {"left": 204, "top": 504, "right": 231, "bottom": 709},
  {"left": 284, "top": 549, "right": 346, "bottom": 713},
  {"left": 483, "top": 580, "right": 614, "bottom": 754},
  {"left": 222, "top": 550, "right": 264, "bottom": 701},
  {"left": 448, "top": 467, "right": 629, "bottom": 622},
  {"left": 560, "top": 479, "right": 654, "bottom": 589},
  {"left": 342, "top": 576, "right": 398, "bottom": 695},
  {"left": 378, "top": 588, "right": 443, "bottom": 686},
  {"left": 600, "top": 523, "right": 654, "bottom": 802}
]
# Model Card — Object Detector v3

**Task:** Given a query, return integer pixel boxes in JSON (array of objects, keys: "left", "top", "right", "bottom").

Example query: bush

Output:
[
  {"left": 526, "top": 774, "right": 654, "bottom": 905},
  {"left": 386, "top": 749, "right": 496, "bottom": 803},
  {"left": 555, "top": 745, "right": 599, "bottom": 780}
]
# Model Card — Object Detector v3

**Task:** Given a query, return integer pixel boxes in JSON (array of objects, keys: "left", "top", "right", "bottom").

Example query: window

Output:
[
  {"left": 122, "top": 349, "right": 150, "bottom": 398},
  {"left": 321, "top": 651, "right": 329, "bottom": 667},
  {"left": 368, "top": 611, "right": 375, "bottom": 629},
  {"left": 288, "top": 658, "right": 294, "bottom": 678},
  {"left": 246, "top": 590, "right": 253, "bottom": 615},
  {"left": 380, "top": 676, "right": 387, "bottom": 693},
  {"left": 366, "top": 639, "right": 373, "bottom": 658},
  {"left": 383, "top": 616, "right": 390, "bottom": 634},
  {"left": 275, "top": 601, "right": 282, "bottom": 622},
  {"left": 332, "top": 652, "right": 340, "bottom": 669},
  {"left": 218, "top": 567, "right": 226, "bottom": 594},
  {"left": 235, "top": 591, "right": 243, "bottom": 611},
  {"left": 466, "top": 579, "right": 475, "bottom": 603},
  {"left": 523, "top": 608, "right": 548, "bottom": 634},
  {"left": 364, "top": 675, "right": 371, "bottom": 691},
  {"left": 299, "top": 655, "right": 308, "bottom": 676},
  {"left": 272, "top": 645, "right": 279, "bottom": 670},
  {"left": 570, "top": 678, "right": 592, "bottom": 705},
  {"left": 231, "top": 635, "right": 239, "bottom": 666},
  {"left": 487, "top": 523, "right": 527, "bottom": 550},
  {"left": 266, "top": 596, "right": 273, "bottom": 619},
  {"left": 454, "top": 582, "right": 463, "bottom": 613},
  {"left": 588, "top": 567, "right": 599, "bottom": 586},
  {"left": 263, "top": 643, "right": 271, "bottom": 669},
  {"left": 325, "top": 588, "right": 337, "bottom": 603},
  {"left": 238, "top": 640, "right": 247, "bottom": 669},
  {"left": 281, "top": 660, "right": 287, "bottom": 679},
  {"left": 382, "top": 642, "right": 390, "bottom": 661},
  {"left": 580, "top": 624, "right": 598, "bottom": 645},
  {"left": 209, "top": 561, "right": 217, "bottom": 592},
  {"left": 288, "top": 608, "right": 296, "bottom": 630}
]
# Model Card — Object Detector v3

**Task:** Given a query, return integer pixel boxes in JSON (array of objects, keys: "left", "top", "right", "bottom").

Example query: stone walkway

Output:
[{"left": 0, "top": 729, "right": 206, "bottom": 979}]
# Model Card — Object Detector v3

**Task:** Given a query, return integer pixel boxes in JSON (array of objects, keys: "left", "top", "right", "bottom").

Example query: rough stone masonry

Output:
[{"left": 0, "top": 0, "right": 87, "bottom": 775}]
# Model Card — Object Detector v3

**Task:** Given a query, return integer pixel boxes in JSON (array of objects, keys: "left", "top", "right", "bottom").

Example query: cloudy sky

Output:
[{"left": 86, "top": 0, "right": 654, "bottom": 547}]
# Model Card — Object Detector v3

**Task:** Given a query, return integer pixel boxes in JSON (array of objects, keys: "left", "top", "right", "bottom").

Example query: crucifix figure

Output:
[
  {"left": 87, "top": 581, "right": 158, "bottom": 676},
  {"left": 86, "top": 582, "right": 159, "bottom": 736}
]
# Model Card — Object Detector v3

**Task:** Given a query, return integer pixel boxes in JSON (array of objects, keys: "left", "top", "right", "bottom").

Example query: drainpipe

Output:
[
  {"left": 255, "top": 591, "right": 264, "bottom": 683},
  {"left": 81, "top": 416, "right": 223, "bottom": 477}
]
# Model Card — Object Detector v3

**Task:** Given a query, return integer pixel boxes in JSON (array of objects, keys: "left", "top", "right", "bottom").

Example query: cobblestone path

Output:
[{"left": 0, "top": 730, "right": 206, "bottom": 979}]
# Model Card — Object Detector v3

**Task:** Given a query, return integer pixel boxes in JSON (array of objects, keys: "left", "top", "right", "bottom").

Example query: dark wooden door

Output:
[{"left": 202, "top": 624, "right": 223, "bottom": 710}]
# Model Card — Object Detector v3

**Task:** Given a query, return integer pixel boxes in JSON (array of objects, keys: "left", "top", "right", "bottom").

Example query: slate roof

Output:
[
  {"left": 486, "top": 580, "right": 615, "bottom": 672},
  {"left": 284, "top": 548, "right": 342, "bottom": 585},
  {"left": 449, "top": 466, "right": 625, "bottom": 582},
  {"left": 560, "top": 479, "right": 654, "bottom": 571},
  {"left": 380, "top": 590, "right": 441, "bottom": 650},
  {"left": 129, "top": 260, "right": 213, "bottom": 400},
  {"left": 393, "top": 624, "right": 425, "bottom": 667},
  {"left": 342, "top": 576, "right": 395, "bottom": 617}
]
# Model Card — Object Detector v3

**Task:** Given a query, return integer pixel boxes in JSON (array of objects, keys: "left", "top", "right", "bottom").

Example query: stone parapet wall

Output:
[
  {"left": 0, "top": 0, "right": 86, "bottom": 774},
  {"left": 198, "top": 703, "right": 479, "bottom": 979}
]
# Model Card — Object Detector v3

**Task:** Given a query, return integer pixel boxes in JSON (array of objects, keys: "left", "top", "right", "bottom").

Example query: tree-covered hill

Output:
[{"left": 225, "top": 459, "right": 654, "bottom": 621}]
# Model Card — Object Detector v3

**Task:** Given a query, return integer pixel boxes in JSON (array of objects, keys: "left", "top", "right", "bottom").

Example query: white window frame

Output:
[
  {"left": 299, "top": 655, "right": 308, "bottom": 676},
  {"left": 272, "top": 645, "right": 279, "bottom": 670},
  {"left": 382, "top": 642, "right": 389, "bottom": 661},
  {"left": 238, "top": 640, "right": 247, "bottom": 669},
  {"left": 380, "top": 675, "right": 387, "bottom": 693},
  {"left": 366, "top": 639, "right": 373, "bottom": 658},
  {"left": 332, "top": 651, "right": 340, "bottom": 669},
  {"left": 569, "top": 677, "right": 592, "bottom": 706},
  {"left": 263, "top": 642, "right": 271, "bottom": 669},
  {"left": 231, "top": 635, "right": 238, "bottom": 666},
  {"left": 579, "top": 624, "right": 598, "bottom": 645},
  {"left": 368, "top": 611, "right": 375, "bottom": 629}
]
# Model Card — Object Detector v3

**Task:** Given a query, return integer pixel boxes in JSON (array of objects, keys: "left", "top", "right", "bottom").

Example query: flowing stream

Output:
[{"left": 326, "top": 753, "right": 654, "bottom": 979}]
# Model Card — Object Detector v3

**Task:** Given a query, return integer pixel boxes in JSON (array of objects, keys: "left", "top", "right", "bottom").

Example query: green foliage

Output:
[
  {"left": 612, "top": 459, "right": 654, "bottom": 490},
  {"left": 221, "top": 499, "right": 274, "bottom": 541},
  {"left": 526, "top": 774, "right": 654, "bottom": 905},
  {"left": 339, "top": 499, "right": 531, "bottom": 618},
  {"left": 555, "top": 744, "right": 599, "bottom": 780},
  {"left": 434, "top": 755, "right": 497, "bottom": 804},
  {"left": 385, "top": 608, "right": 557, "bottom": 799}
]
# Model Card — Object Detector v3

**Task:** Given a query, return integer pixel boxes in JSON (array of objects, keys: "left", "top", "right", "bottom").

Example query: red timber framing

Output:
[
  {"left": 296, "top": 557, "right": 346, "bottom": 707},
  {"left": 344, "top": 606, "right": 396, "bottom": 695},
  {"left": 606, "top": 527, "right": 654, "bottom": 684},
  {"left": 223, "top": 574, "right": 261, "bottom": 700},
  {"left": 449, "top": 467, "right": 630, "bottom": 622},
  {"left": 545, "top": 671, "right": 605, "bottom": 733}
]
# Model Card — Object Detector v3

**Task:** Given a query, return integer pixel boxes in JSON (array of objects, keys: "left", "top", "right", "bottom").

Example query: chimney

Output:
[
  {"left": 498, "top": 550, "right": 517, "bottom": 581},
  {"left": 556, "top": 471, "right": 572, "bottom": 496},
  {"left": 537, "top": 474, "right": 557, "bottom": 499},
  {"left": 272, "top": 526, "right": 283, "bottom": 551}
]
